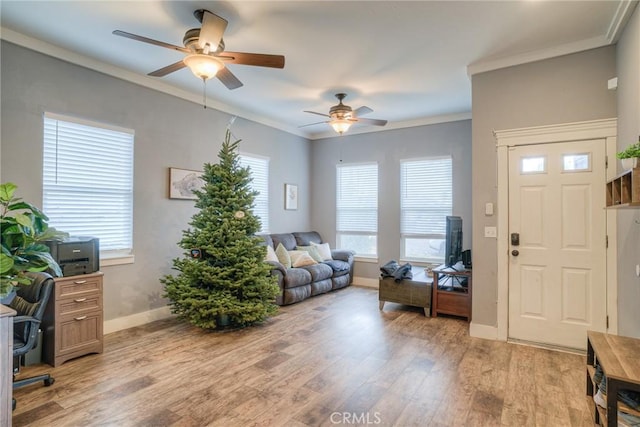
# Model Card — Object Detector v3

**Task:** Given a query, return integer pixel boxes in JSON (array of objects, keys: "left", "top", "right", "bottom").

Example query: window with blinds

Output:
[
  {"left": 336, "top": 163, "right": 378, "bottom": 258},
  {"left": 42, "top": 113, "right": 134, "bottom": 258},
  {"left": 239, "top": 153, "right": 269, "bottom": 233},
  {"left": 400, "top": 156, "right": 452, "bottom": 262}
]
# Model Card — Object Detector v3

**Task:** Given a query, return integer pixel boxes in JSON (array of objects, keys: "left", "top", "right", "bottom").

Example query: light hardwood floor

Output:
[{"left": 12, "top": 286, "right": 592, "bottom": 426}]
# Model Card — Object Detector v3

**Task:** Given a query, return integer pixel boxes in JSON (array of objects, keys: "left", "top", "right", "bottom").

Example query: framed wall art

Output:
[
  {"left": 169, "top": 167, "right": 204, "bottom": 200},
  {"left": 284, "top": 183, "right": 298, "bottom": 210}
]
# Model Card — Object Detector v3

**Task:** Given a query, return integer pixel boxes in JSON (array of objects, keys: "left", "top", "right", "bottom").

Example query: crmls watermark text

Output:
[{"left": 330, "top": 412, "right": 382, "bottom": 425}]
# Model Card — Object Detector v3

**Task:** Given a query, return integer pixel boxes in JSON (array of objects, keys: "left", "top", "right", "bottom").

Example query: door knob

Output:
[{"left": 511, "top": 250, "right": 519, "bottom": 256}]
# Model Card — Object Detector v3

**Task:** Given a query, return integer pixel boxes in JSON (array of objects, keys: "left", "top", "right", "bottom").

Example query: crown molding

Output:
[
  {"left": 606, "top": 0, "right": 639, "bottom": 43},
  {"left": 0, "top": 27, "right": 308, "bottom": 139},
  {"left": 467, "top": 35, "right": 609, "bottom": 77},
  {"left": 467, "top": 1, "right": 638, "bottom": 76}
]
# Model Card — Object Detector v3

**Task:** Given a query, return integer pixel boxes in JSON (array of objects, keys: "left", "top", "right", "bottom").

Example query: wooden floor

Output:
[{"left": 12, "top": 286, "right": 593, "bottom": 427}]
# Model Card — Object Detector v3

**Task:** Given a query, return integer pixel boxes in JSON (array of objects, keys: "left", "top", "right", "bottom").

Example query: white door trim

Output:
[{"left": 494, "top": 118, "right": 618, "bottom": 341}]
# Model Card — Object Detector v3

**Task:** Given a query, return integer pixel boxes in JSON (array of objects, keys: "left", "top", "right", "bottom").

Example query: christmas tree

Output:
[{"left": 162, "top": 129, "right": 279, "bottom": 329}]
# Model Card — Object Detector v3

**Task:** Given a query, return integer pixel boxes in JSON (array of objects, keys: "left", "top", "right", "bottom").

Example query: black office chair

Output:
[{"left": 10, "top": 272, "right": 55, "bottom": 410}]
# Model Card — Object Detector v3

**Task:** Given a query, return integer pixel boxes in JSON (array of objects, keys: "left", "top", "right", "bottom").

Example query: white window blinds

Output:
[
  {"left": 401, "top": 157, "right": 452, "bottom": 236},
  {"left": 239, "top": 153, "right": 269, "bottom": 233},
  {"left": 336, "top": 163, "right": 378, "bottom": 234},
  {"left": 43, "top": 113, "right": 134, "bottom": 255}
]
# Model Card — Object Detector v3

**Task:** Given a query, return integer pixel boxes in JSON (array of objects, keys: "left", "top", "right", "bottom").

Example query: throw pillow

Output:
[
  {"left": 275, "top": 243, "right": 291, "bottom": 268},
  {"left": 264, "top": 245, "right": 279, "bottom": 263},
  {"left": 289, "top": 251, "right": 317, "bottom": 267},
  {"left": 296, "top": 245, "right": 324, "bottom": 263},
  {"left": 310, "top": 241, "right": 333, "bottom": 261},
  {"left": 9, "top": 295, "right": 40, "bottom": 317}
]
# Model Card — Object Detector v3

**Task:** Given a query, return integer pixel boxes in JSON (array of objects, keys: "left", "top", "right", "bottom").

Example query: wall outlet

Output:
[
  {"left": 636, "top": 264, "right": 640, "bottom": 277},
  {"left": 484, "top": 226, "right": 497, "bottom": 238}
]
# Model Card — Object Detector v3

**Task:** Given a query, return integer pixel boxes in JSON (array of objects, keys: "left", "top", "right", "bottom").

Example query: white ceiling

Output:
[{"left": 0, "top": 1, "right": 636, "bottom": 139}]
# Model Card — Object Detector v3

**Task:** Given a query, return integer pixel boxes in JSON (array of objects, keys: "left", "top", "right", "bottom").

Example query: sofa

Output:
[{"left": 261, "top": 231, "right": 355, "bottom": 305}]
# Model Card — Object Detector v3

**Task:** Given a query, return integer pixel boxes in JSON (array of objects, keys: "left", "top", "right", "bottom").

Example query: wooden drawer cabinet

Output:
[{"left": 43, "top": 272, "right": 104, "bottom": 367}]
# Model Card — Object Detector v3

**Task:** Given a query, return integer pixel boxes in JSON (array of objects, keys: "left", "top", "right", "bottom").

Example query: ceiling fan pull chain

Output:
[{"left": 202, "top": 78, "right": 207, "bottom": 109}]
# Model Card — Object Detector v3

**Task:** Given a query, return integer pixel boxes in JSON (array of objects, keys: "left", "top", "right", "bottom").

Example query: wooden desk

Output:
[
  {"left": 1, "top": 304, "right": 16, "bottom": 426},
  {"left": 379, "top": 267, "right": 432, "bottom": 316},
  {"left": 431, "top": 264, "right": 472, "bottom": 321}
]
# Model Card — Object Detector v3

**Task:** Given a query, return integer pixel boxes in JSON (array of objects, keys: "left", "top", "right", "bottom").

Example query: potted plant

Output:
[
  {"left": 0, "top": 182, "right": 67, "bottom": 299},
  {"left": 616, "top": 141, "right": 640, "bottom": 170}
]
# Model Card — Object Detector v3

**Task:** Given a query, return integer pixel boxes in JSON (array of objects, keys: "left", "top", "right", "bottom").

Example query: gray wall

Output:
[
  {"left": 616, "top": 5, "right": 640, "bottom": 338},
  {"left": 0, "top": 41, "right": 310, "bottom": 322},
  {"left": 471, "top": 46, "right": 617, "bottom": 328},
  {"left": 310, "top": 121, "right": 472, "bottom": 279}
]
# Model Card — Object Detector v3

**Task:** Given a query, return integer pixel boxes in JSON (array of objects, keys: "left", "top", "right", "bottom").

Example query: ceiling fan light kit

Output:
[
  {"left": 330, "top": 119, "right": 352, "bottom": 135},
  {"left": 183, "top": 54, "right": 223, "bottom": 80},
  {"left": 301, "top": 93, "right": 388, "bottom": 135}
]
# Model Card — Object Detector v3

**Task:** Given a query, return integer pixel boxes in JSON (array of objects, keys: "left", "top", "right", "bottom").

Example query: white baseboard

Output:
[
  {"left": 103, "top": 306, "right": 174, "bottom": 335},
  {"left": 469, "top": 322, "right": 500, "bottom": 341},
  {"left": 353, "top": 276, "right": 378, "bottom": 289}
]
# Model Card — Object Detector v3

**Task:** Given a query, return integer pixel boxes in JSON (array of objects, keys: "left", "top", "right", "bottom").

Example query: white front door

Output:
[{"left": 508, "top": 139, "right": 607, "bottom": 350}]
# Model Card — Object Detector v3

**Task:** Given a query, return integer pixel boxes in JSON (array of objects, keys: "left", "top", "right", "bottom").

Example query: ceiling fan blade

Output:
[
  {"left": 299, "top": 120, "right": 328, "bottom": 128},
  {"left": 216, "top": 52, "right": 285, "bottom": 69},
  {"left": 112, "top": 30, "right": 190, "bottom": 54},
  {"left": 216, "top": 67, "right": 243, "bottom": 90},
  {"left": 355, "top": 117, "right": 388, "bottom": 126},
  {"left": 353, "top": 106, "right": 373, "bottom": 117},
  {"left": 303, "top": 110, "right": 330, "bottom": 118},
  {"left": 199, "top": 11, "right": 228, "bottom": 52},
  {"left": 148, "top": 60, "right": 187, "bottom": 77}
]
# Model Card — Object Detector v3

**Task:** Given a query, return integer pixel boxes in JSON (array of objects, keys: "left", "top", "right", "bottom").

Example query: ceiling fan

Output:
[
  {"left": 113, "top": 9, "right": 285, "bottom": 90},
  {"left": 301, "top": 93, "right": 388, "bottom": 135}
]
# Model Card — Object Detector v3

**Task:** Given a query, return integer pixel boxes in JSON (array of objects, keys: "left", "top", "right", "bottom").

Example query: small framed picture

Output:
[
  {"left": 285, "top": 183, "right": 298, "bottom": 210},
  {"left": 169, "top": 167, "right": 204, "bottom": 200}
]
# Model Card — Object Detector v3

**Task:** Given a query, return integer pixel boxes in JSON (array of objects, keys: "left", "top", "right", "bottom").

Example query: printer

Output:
[{"left": 45, "top": 236, "right": 99, "bottom": 277}]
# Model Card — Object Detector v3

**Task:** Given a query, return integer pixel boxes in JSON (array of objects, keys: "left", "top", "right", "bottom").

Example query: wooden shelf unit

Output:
[
  {"left": 431, "top": 264, "right": 472, "bottom": 321},
  {"left": 43, "top": 272, "right": 104, "bottom": 367},
  {"left": 606, "top": 167, "right": 640, "bottom": 208},
  {"left": 586, "top": 331, "right": 640, "bottom": 426}
]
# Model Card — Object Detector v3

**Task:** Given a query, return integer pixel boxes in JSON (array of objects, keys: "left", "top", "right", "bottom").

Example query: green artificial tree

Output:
[{"left": 162, "top": 129, "right": 279, "bottom": 329}]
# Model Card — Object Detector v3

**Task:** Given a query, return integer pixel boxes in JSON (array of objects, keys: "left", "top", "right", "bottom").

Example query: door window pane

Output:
[
  {"left": 562, "top": 153, "right": 590, "bottom": 172},
  {"left": 521, "top": 156, "right": 546, "bottom": 174}
]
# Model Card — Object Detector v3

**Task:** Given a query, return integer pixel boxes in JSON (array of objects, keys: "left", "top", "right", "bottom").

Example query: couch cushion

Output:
[
  {"left": 271, "top": 233, "right": 298, "bottom": 251},
  {"left": 296, "top": 245, "right": 324, "bottom": 263},
  {"left": 283, "top": 268, "right": 312, "bottom": 289},
  {"left": 290, "top": 251, "right": 317, "bottom": 267},
  {"left": 332, "top": 274, "right": 350, "bottom": 290},
  {"left": 283, "top": 285, "right": 311, "bottom": 305},
  {"left": 275, "top": 243, "right": 291, "bottom": 268},
  {"left": 311, "top": 242, "right": 333, "bottom": 261},
  {"left": 293, "top": 231, "right": 323, "bottom": 246},
  {"left": 301, "top": 263, "right": 333, "bottom": 282},
  {"left": 310, "top": 278, "right": 332, "bottom": 296},
  {"left": 260, "top": 234, "right": 274, "bottom": 248},
  {"left": 323, "top": 259, "right": 350, "bottom": 273}
]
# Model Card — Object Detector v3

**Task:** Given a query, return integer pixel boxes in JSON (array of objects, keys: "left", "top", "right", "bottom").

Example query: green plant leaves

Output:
[
  {"left": 0, "top": 182, "right": 17, "bottom": 203},
  {"left": 1, "top": 181, "right": 67, "bottom": 297}
]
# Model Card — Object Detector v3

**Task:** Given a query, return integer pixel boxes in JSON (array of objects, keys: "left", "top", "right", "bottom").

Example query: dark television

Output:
[{"left": 445, "top": 216, "right": 463, "bottom": 267}]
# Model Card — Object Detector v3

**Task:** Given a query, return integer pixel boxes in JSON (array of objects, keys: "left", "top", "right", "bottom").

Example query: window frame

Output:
[
  {"left": 238, "top": 152, "right": 270, "bottom": 234},
  {"left": 42, "top": 112, "right": 134, "bottom": 264},
  {"left": 400, "top": 156, "right": 453, "bottom": 264},
  {"left": 336, "top": 162, "right": 378, "bottom": 259}
]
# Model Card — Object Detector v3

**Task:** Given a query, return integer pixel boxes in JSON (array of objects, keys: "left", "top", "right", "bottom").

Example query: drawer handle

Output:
[
  {"left": 74, "top": 316, "right": 87, "bottom": 321},
  {"left": 74, "top": 280, "right": 87, "bottom": 284},
  {"left": 74, "top": 298, "right": 87, "bottom": 302}
]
